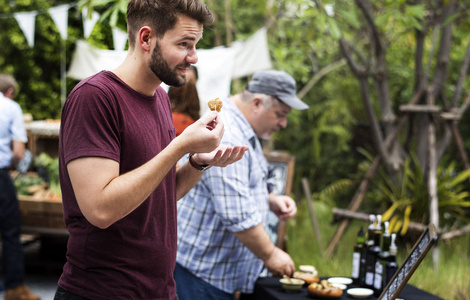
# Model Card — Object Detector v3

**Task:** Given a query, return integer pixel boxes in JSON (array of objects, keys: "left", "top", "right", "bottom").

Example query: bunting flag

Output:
[
  {"left": 112, "top": 27, "right": 128, "bottom": 51},
  {"left": 14, "top": 11, "right": 37, "bottom": 48},
  {"left": 82, "top": 7, "right": 100, "bottom": 39},
  {"left": 49, "top": 4, "right": 70, "bottom": 40}
]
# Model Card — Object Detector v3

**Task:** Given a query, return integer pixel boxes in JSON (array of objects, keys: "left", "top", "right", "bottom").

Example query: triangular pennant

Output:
[
  {"left": 14, "top": 11, "right": 37, "bottom": 48},
  {"left": 49, "top": 4, "right": 70, "bottom": 40},
  {"left": 82, "top": 7, "right": 100, "bottom": 39},
  {"left": 112, "top": 27, "right": 128, "bottom": 51}
]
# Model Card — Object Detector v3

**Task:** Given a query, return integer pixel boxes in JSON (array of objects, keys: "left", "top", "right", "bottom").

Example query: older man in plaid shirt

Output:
[{"left": 175, "top": 70, "right": 309, "bottom": 299}]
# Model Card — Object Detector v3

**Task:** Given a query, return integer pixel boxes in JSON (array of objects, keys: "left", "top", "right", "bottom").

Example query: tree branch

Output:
[
  {"left": 429, "top": 2, "right": 455, "bottom": 100},
  {"left": 297, "top": 59, "right": 346, "bottom": 99},
  {"left": 452, "top": 40, "right": 470, "bottom": 107},
  {"left": 339, "top": 38, "right": 366, "bottom": 77},
  {"left": 354, "top": 0, "right": 384, "bottom": 59}
]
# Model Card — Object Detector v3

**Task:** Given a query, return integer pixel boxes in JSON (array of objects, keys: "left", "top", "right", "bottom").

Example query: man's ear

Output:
[
  {"left": 252, "top": 96, "right": 263, "bottom": 108},
  {"left": 4, "top": 87, "right": 15, "bottom": 99},
  {"left": 138, "top": 26, "right": 154, "bottom": 52}
]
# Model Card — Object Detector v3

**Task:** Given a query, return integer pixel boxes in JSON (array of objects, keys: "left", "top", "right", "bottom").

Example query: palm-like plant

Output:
[{"left": 366, "top": 153, "right": 470, "bottom": 235}]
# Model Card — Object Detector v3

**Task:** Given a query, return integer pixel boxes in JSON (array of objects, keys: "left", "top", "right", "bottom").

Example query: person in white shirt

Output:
[{"left": 0, "top": 74, "right": 39, "bottom": 300}]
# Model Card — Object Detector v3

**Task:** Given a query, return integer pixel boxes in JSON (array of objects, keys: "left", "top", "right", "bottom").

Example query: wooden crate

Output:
[{"left": 18, "top": 195, "right": 67, "bottom": 235}]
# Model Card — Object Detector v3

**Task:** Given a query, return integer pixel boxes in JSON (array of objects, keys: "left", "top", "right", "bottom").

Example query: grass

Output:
[{"left": 285, "top": 200, "right": 470, "bottom": 300}]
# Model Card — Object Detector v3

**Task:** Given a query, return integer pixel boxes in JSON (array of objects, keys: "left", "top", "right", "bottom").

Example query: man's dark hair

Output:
[{"left": 127, "top": 0, "right": 214, "bottom": 48}]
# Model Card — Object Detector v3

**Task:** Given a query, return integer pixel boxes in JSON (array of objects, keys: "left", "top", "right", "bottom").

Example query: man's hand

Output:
[
  {"left": 190, "top": 145, "right": 248, "bottom": 168},
  {"left": 269, "top": 194, "right": 297, "bottom": 221},
  {"left": 176, "top": 112, "right": 224, "bottom": 154},
  {"left": 263, "top": 247, "right": 295, "bottom": 277}
]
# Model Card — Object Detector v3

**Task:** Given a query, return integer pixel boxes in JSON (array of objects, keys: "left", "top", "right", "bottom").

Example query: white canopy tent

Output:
[{"left": 67, "top": 28, "right": 273, "bottom": 115}]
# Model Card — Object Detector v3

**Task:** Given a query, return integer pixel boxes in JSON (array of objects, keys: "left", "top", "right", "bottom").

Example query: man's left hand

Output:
[
  {"left": 191, "top": 145, "right": 248, "bottom": 168},
  {"left": 269, "top": 194, "right": 297, "bottom": 221}
]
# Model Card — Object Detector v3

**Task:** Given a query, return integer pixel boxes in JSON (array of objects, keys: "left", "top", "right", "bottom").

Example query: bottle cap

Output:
[
  {"left": 384, "top": 221, "right": 390, "bottom": 236},
  {"left": 369, "top": 215, "right": 376, "bottom": 229},
  {"left": 376, "top": 215, "right": 382, "bottom": 230},
  {"left": 390, "top": 233, "right": 397, "bottom": 253}
]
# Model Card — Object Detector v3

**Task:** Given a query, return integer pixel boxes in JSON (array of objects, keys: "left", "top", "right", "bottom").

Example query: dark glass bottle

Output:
[
  {"left": 360, "top": 215, "right": 376, "bottom": 286},
  {"left": 351, "top": 226, "right": 365, "bottom": 284},
  {"left": 364, "top": 215, "right": 382, "bottom": 289},
  {"left": 384, "top": 234, "right": 398, "bottom": 288},
  {"left": 373, "top": 221, "right": 391, "bottom": 295}
]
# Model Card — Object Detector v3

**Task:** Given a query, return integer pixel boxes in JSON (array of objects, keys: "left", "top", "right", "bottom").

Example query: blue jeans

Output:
[
  {"left": 174, "top": 263, "right": 235, "bottom": 300},
  {"left": 0, "top": 169, "right": 25, "bottom": 289}
]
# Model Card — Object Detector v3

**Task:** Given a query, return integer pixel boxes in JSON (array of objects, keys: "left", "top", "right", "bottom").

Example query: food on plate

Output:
[
  {"left": 307, "top": 280, "right": 343, "bottom": 298},
  {"left": 279, "top": 277, "right": 305, "bottom": 293},
  {"left": 293, "top": 264, "right": 319, "bottom": 284},
  {"left": 293, "top": 271, "right": 319, "bottom": 285},
  {"left": 208, "top": 98, "right": 223, "bottom": 112},
  {"left": 299, "top": 265, "right": 318, "bottom": 275}
]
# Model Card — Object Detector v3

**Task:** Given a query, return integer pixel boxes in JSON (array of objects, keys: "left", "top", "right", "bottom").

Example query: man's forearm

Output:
[
  {"left": 233, "top": 224, "right": 275, "bottom": 261},
  {"left": 175, "top": 160, "right": 204, "bottom": 200},
  {"left": 12, "top": 140, "right": 25, "bottom": 165}
]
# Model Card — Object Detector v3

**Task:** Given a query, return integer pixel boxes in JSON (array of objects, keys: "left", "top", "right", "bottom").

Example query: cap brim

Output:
[{"left": 278, "top": 96, "right": 309, "bottom": 110}]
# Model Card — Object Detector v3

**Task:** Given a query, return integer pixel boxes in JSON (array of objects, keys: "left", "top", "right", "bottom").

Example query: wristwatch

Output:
[{"left": 188, "top": 153, "right": 212, "bottom": 172}]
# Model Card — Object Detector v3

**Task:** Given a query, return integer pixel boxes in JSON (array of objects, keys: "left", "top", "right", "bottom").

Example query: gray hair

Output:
[
  {"left": 0, "top": 74, "right": 18, "bottom": 94},
  {"left": 240, "top": 89, "right": 281, "bottom": 110}
]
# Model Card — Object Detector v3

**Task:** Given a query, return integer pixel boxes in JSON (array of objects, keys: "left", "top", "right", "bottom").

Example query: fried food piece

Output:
[
  {"left": 307, "top": 280, "right": 343, "bottom": 298},
  {"left": 208, "top": 98, "right": 223, "bottom": 112},
  {"left": 293, "top": 271, "right": 319, "bottom": 285}
]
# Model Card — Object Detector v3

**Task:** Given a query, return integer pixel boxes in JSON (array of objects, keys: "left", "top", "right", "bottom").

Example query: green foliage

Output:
[
  {"left": 365, "top": 152, "right": 470, "bottom": 236},
  {"left": 0, "top": 0, "right": 82, "bottom": 120},
  {"left": 35, "top": 152, "right": 60, "bottom": 186},
  {"left": 79, "top": 0, "right": 127, "bottom": 31},
  {"left": 14, "top": 174, "right": 45, "bottom": 196},
  {"left": 287, "top": 200, "right": 470, "bottom": 299}
]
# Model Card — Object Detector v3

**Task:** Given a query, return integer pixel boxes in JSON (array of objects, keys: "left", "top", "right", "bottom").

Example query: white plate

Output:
[
  {"left": 327, "top": 277, "right": 353, "bottom": 285},
  {"left": 347, "top": 288, "right": 374, "bottom": 299}
]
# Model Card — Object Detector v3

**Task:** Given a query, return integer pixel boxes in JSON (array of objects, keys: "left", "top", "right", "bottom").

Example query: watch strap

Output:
[{"left": 188, "top": 153, "right": 211, "bottom": 172}]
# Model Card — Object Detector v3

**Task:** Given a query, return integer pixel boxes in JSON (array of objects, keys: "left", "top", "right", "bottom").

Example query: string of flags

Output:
[{"left": 1, "top": 4, "right": 128, "bottom": 50}]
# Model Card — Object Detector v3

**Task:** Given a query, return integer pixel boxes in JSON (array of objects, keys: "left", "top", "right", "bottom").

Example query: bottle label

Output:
[
  {"left": 365, "top": 272, "right": 374, "bottom": 286},
  {"left": 374, "top": 262, "right": 383, "bottom": 290},
  {"left": 352, "top": 252, "right": 361, "bottom": 278}
]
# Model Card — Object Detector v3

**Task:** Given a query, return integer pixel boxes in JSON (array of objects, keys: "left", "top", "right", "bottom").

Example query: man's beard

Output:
[{"left": 149, "top": 42, "right": 188, "bottom": 87}]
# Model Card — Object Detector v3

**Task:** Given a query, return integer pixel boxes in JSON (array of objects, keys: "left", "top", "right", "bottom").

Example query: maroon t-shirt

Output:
[{"left": 58, "top": 71, "right": 177, "bottom": 299}]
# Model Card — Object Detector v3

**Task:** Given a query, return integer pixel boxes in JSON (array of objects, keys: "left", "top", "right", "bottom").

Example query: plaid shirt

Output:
[{"left": 176, "top": 98, "right": 270, "bottom": 294}]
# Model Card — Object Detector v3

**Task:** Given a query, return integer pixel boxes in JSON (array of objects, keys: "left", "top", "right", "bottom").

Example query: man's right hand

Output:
[
  {"left": 177, "top": 111, "right": 224, "bottom": 154},
  {"left": 263, "top": 247, "right": 295, "bottom": 277}
]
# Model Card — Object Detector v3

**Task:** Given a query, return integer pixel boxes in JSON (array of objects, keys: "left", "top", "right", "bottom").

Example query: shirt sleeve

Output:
[
  {"left": 11, "top": 103, "right": 27, "bottom": 143},
  {"left": 61, "top": 84, "right": 121, "bottom": 165},
  {"left": 201, "top": 137, "right": 267, "bottom": 233}
]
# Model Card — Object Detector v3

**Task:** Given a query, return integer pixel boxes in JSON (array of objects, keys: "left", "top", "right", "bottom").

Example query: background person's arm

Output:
[
  {"left": 175, "top": 144, "right": 247, "bottom": 200},
  {"left": 268, "top": 193, "right": 297, "bottom": 221},
  {"left": 233, "top": 224, "right": 295, "bottom": 277},
  {"left": 11, "top": 140, "right": 25, "bottom": 166}
]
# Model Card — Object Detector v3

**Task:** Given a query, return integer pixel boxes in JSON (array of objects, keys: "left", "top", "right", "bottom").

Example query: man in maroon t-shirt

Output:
[{"left": 55, "top": 1, "right": 248, "bottom": 299}]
